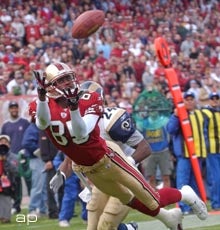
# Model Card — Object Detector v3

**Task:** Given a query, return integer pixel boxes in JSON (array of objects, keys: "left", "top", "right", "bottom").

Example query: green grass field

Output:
[{"left": 0, "top": 202, "right": 219, "bottom": 230}]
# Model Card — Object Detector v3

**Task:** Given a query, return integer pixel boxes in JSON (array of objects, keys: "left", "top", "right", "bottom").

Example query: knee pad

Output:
[
  {"left": 97, "top": 197, "right": 130, "bottom": 230},
  {"left": 87, "top": 187, "right": 109, "bottom": 211},
  {"left": 97, "top": 213, "right": 117, "bottom": 230},
  {"left": 103, "top": 197, "right": 126, "bottom": 215}
]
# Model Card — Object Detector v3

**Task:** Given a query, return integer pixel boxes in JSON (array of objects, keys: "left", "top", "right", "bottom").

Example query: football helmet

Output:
[
  {"left": 80, "top": 81, "right": 104, "bottom": 99},
  {"left": 45, "top": 62, "right": 78, "bottom": 98}
]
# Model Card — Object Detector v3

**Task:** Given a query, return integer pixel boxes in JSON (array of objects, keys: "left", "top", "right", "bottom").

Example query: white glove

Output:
[
  {"left": 49, "top": 169, "right": 66, "bottom": 193},
  {"left": 127, "top": 156, "right": 136, "bottom": 166},
  {"left": 127, "top": 156, "right": 139, "bottom": 167}
]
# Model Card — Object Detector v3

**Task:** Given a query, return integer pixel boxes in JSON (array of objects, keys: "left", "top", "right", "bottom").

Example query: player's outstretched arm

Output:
[
  {"left": 33, "top": 70, "right": 51, "bottom": 129},
  {"left": 64, "top": 89, "right": 101, "bottom": 144},
  {"left": 132, "top": 138, "right": 152, "bottom": 164}
]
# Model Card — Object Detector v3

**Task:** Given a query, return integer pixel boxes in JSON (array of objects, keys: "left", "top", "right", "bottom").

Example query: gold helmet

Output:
[
  {"left": 80, "top": 81, "right": 104, "bottom": 98},
  {"left": 45, "top": 62, "right": 78, "bottom": 98}
]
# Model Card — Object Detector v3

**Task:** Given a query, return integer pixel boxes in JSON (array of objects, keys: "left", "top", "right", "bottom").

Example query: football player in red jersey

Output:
[{"left": 32, "top": 62, "right": 207, "bottom": 230}]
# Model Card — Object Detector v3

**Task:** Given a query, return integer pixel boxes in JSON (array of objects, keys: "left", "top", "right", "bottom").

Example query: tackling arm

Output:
[
  {"left": 70, "top": 110, "right": 99, "bottom": 142},
  {"left": 59, "top": 156, "right": 73, "bottom": 178},
  {"left": 104, "top": 107, "right": 152, "bottom": 164},
  {"left": 125, "top": 129, "right": 152, "bottom": 164},
  {"left": 59, "top": 156, "right": 92, "bottom": 192},
  {"left": 131, "top": 138, "right": 152, "bottom": 164},
  {"left": 69, "top": 91, "right": 103, "bottom": 143}
]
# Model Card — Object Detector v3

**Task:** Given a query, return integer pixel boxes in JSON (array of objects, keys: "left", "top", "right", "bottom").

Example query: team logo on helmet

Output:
[{"left": 80, "top": 81, "right": 104, "bottom": 99}]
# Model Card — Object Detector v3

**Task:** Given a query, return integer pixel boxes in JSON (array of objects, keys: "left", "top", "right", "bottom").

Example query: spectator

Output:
[
  {"left": 21, "top": 110, "right": 47, "bottom": 217},
  {"left": 122, "top": 57, "right": 136, "bottom": 81},
  {"left": 118, "top": 96, "right": 133, "bottom": 114},
  {"left": 53, "top": 151, "right": 87, "bottom": 227},
  {"left": 142, "top": 65, "right": 154, "bottom": 90},
  {"left": 95, "top": 50, "right": 108, "bottom": 69},
  {"left": 166, "top": 91, "right": 207, "bottom": 215},
  {"left": 11, "top": 16, "right": 25, "bottom": 45},
  {"left": 185, "top": 79, "right": 202, "bottom": 103},
  {"left": 6, "top": 70, "right": 26, "bottom": 95},
  {"left": 180, "top": 34, "right": 195, "bottom": 58},
  {"left": 197, "top": 78, "right": 211, "bottom": 107},
  {"left": 25, "top": 20, "right": 41, "bottom": 44},
  {"left": 40, "top": 130, "right": 61, "bottom": 219},
  {"left": 129, "top": 36, "right": 143, "bottom": 57},
  {"left": 0, "top": 75, "right": 7, "bottom": 95},
  {"left": 132, "top": 55, "right": 146, "bottom": 85},
  {"left": 2, "top": 45, "right": 15, "bottom": 64},
  {"left": 96, "top": 36, "right": 112, "bottom": 59},
  {"left": 210, "top": 64, "right": 220, "bottom": 83},
  {"left": 142, "top": 107, "right": 173, "bottom": 190},
  {"left": 1, "top": 101, "right": 30, "bottom": 214},
  {"left": 121, "top": 72, "right": 136, "bottom": 96},
  {"left": 0, "top": 9, "right": 12, "bottom": 24},
  {"left": 0, "top": 135, "right": 18, "bottom": 223},
  {"left": 202, "top": 92, "right": 220, "bottom": 211}
]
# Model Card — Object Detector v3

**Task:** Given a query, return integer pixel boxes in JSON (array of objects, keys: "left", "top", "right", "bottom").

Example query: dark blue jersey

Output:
[{"left": 1, "top": 118, "right": 30, "bottom": 153}]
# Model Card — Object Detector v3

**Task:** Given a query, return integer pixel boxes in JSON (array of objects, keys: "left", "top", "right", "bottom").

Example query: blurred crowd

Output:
[
  {"left": 0, "top": 0, "right": 220, "bottom": 111},
  {"left": 1, "top": 0, "right": 220, "bottom": 226}
]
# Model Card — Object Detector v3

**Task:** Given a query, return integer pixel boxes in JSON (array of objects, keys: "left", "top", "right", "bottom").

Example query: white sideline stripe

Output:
[{"left": 137, "top": 213, "right": 220, "bottom": 230}]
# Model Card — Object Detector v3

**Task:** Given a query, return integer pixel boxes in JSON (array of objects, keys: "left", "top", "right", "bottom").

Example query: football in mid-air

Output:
[{"left": 72, "top": 10, "right": 105, "bottom": 39}]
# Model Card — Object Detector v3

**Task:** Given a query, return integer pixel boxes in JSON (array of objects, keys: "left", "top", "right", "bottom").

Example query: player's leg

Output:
[
  {"left": 84, "top": 153, "right": 184, "bottom": 229},
  {"left": 116, "top": 140, "right": 208, "bottom": 221},
  {"left": 81, "top": 141, "right": 207, "bottom": 228},
  {"left": 104, "top": 141, "right": 179, "bottom": 209},
  {"left": 86, "top": 186, "right": 109, "bottom": 230},
  {"left": 97, "top": 196, "right": 130, "bottom": 230}
]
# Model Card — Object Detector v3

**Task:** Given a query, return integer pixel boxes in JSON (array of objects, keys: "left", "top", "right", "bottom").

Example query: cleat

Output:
[
  {"left": 180, "top": 185, "right": 208, "bottom": 220},
  {"left": 157, "top": 208, "right": 183, "bottom": 230},
  {"left": 165, "top": 208, "right": 183, "bottom": 230}
]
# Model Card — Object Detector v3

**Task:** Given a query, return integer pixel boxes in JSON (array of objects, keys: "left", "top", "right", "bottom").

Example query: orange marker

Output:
[{"left": 154, "top": 37, "right": 207, "bottom": 202}]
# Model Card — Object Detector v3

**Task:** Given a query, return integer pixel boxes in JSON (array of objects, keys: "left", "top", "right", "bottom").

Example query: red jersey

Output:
[{"left": 33, "top": 91, "right": 109, "bottom": 166}]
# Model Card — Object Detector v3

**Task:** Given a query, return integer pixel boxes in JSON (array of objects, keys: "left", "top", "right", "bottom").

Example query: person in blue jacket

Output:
[
  {"left": 166, "top": 91, "right": 207, "bottom": 215},
  {"left": 201, "top": 92, "right": 220, "bottom": 211},
  {"left": 53, "top": 151, "right": 87, "bottom": 227},
  {"left": 21, "top": 115, "right": 47, "bottom": 217}
]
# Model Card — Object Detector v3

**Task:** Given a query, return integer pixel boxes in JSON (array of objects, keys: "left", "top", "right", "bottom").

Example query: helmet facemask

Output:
[
  {"left": 45, "top": 62, "right": 79, "bottom": 98},
  {"left": 52, "top": 73, "right": 79, "bottom": 95}
]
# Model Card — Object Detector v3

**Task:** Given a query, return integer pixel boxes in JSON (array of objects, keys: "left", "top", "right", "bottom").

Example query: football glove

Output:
[
  {"left": 33, "top": 70, "right": 50, "bottom": 100},
  {"left": 49, "top": 169, "right": 66, "bottom": 193},
  {"left": 127, "top": 156, "right": 139, "bottom": 167},
  {"left": 62, "top": 88, "right": 84, "bottom": 110}
]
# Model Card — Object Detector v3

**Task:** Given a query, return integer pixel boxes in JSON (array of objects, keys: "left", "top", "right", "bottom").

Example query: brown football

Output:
[{"left": 72, "top": 10, "right": 105, "bottom": 39}]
